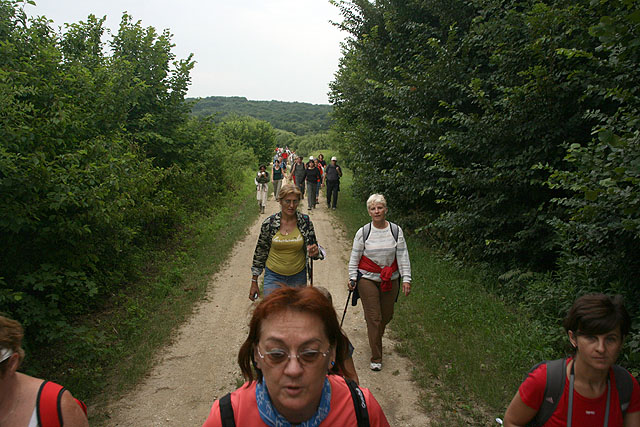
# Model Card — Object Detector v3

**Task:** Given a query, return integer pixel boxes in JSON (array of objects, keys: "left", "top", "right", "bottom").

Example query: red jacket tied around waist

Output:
[{"left": 358, "top": 255, "right": 398, "bottom": 292}]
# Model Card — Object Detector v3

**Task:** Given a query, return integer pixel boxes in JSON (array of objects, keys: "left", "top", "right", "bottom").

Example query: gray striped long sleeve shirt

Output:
[{"left": 348, "top": 222, "right": 412, "bottom": 284}]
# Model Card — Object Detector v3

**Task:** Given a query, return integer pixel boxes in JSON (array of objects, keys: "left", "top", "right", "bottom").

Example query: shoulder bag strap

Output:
[
  {"left": 362, "top": 223, "right": 372, "bottom": 249},
  {"left": 389, "top": 222, "right": 399, "bottom": 242},
  {"left": 531, "top": 358, "right": 566, "bottom": 427},
  {"left": 219, "top": 393, "right": 236, "bottom": 427},
  {"left": 612, "top": 364, "right": 634, "bottom": 414},
  {"left": 345, "top": 378, "right": 370, "bottom": 427},
  {"left": 37, "top": 380, "right": 65, "bottom": 427}
]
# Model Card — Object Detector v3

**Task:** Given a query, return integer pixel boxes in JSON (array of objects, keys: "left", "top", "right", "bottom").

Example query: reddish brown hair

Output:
[
  {"left": 0, "top": 315, "right": 25, "bottom": 376},
  {"left": 238, "top": 287, "right": 349, "bottom": 383}
]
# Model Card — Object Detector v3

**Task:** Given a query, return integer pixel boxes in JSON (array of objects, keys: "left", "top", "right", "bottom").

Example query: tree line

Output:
[
  {"left": 191, "top": 96, "right": 333, "bottom": 136},
  {"left": 329, "top": 0, "right": 639, "bottom": 369},
  {"left": 0, "top": 1, "right": 275, "bottom": 358}
]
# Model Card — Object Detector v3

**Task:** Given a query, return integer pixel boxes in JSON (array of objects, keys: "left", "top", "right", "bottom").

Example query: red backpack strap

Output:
[{"left": 37, "top": 380, "right": 65, "bottom": 427}]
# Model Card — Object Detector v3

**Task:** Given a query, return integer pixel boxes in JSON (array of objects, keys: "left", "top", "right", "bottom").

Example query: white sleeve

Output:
[
  {"left": 395, "top": 227, "right": 412, "bottom": 283},
  {"left": 348, "top": 227, "right": 365, "bottom": 281}
]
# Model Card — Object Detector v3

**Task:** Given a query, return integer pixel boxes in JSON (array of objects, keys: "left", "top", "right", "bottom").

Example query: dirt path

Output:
[{"left": 105, "top": 192, "right": 431, "bottom": 426}]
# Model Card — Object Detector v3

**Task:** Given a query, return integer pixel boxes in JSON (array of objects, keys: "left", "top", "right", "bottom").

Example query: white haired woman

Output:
[{"left": 347, "top": 194, "right": 412, "bottom": 371}]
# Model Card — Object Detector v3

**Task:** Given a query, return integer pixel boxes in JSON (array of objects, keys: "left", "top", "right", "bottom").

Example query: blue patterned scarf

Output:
[{"left": 255, "top": 378, "right": 331, "bottom": 426}]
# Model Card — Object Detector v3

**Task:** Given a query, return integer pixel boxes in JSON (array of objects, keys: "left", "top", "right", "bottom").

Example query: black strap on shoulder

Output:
[
  {"left": 362, "top": 223, "right": 372, "bottom": 249},
  {"left": 345, "top": 378, "right": 370, "bottom": 427},
  {"left": 612, "top": 364, "right": 633, "bottom": 414},
  {"left": 219, "top": 393, "right": 236, "bottom": 427},
  {"left": 363, "top": 222, "right": 399, "bottom": 249},
  {"left": 389, "top": 222, "right": 399, "bottom": 242},
  {"left": 525, "top": 358, "right": 566, "bottom": 427}
]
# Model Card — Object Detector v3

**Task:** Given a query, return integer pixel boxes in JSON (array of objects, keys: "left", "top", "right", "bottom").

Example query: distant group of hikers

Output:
[
  {"left": 255, "top": 149, "right": 343, "bottom": 214},
  {"left": 2, "top": 152, "right": 638, "bottom": 426}
]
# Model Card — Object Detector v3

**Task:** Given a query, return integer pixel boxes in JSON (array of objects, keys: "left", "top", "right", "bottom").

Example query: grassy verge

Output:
[
  {"left": 28, "top": 169, "right": 260, "bottom": 424},
  {"left": 330, "top": 163, "right": 548, "bottom": 425}
]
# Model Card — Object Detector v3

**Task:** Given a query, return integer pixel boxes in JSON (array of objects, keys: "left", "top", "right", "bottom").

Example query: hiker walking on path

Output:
[
  {"left": 317, "top": 153, "right": 327, "bottom": 168},
  {"left": 249, "top": 184, "right": 322, "bottom": 300},
  {"left": 290, "top": 156, "right": 306, "bottom": 198},
  {"left": 272, "top": 159, "right": 284, "bottom": 202},
  {"left": 255, "top": 165, "right": 270, "bottom": 214},
  {"left": 503, "top": 294, "right": 640, "bottom": 427},
  {"left": 324, "top": 156, "right": 343, "bottom": 210},
  {"left": 348, "top": 194, "right": 412, "bottom": 372},
  {"left": 0, "top": 316, "right": 89, "bottom": 427},
  {"left": 314, "top": 159, "right": 324, "bottom": 207},
  {"left": 304, "top": 159, "right": 321, "bottom": 211},
  {"left": 202, "top": 287, "right": 390, "bottom": 427}
]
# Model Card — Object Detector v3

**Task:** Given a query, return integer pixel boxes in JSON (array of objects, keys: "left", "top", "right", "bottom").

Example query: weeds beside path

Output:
[
  {"left": 99, "top": 185, "right": 433, "bottom": 426},
  {"left": 331, "top": 165, "right": 550, "bottom": 425}
]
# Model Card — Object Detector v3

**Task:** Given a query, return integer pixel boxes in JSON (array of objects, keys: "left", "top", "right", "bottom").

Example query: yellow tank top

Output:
[{"left": 266, "top": 227, "right": 305, "bottom": 275}]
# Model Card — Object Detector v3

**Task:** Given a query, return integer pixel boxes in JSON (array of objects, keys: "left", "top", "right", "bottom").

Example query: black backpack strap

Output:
[
  {"left": 345, "top": 378, "right": 370, "bottom": 427},
  {"left": 389, "top": 222, "right": 399, "bottom": 242},
  {"left": 612, "top": 364, "right": 633, "bottom": 414},
  {"left": 362, "top": 223, "right": 372, "bottom": 249},
  {"left": 219, "top": 393, "right": 236, "bottom": 427},
  {"left": 528, "top": 358, "right": 566, "bottom": 427}
]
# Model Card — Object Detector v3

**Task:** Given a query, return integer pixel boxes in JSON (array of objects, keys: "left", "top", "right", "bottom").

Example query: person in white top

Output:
[{"left": 347, "top": 194, "right": 412, "bottom": 371}]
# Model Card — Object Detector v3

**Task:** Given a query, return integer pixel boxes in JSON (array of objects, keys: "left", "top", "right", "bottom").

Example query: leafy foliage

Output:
[
  {"left": 330, "top": 0, "right": 639, "bottom": 371},
  {"left": 0, "top": 1, "right": 270, "bottom": 363},
  {"left": 190, "top": 96, "right": 333, "bottom": 135}
]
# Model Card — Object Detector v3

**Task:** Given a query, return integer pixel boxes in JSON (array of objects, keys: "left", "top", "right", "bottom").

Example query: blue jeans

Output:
[{"left": 263, "top": 267, "right": 307, "bottom": 296}]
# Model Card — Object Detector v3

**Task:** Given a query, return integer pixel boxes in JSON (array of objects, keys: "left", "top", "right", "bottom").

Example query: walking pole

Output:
[{"left": 340, "top": 289, "right": 353, "bottom": 328}]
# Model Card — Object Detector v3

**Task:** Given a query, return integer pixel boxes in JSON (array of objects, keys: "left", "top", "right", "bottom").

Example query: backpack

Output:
[
  {"left": 218, "top": 378, "right": 370, "bottom": 427},
  {"left": 37, "top": 381, "right": 88, "bottom": 426},
  {"left": 524, "top": 358, "right": 634, "bottom": 426},
  {"left": 362, "top": 221, "right": 399, "bottom": 249}
]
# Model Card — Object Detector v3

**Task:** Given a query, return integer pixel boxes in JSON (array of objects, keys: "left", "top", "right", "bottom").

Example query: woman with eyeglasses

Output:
[
  {"left": 249, "top": 184, "right": 322, "bottom": 300},
  {"left": 0, "top": 315, "right": 89, "bottom": 427},
  {"left": 503, "top": 294, "right": 640, "bottom": 427},
  {"left": 202, "top": 287, "right": 390, "bottom": 426}
]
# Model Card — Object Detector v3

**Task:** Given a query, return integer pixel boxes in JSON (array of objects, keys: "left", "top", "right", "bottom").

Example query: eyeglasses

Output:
[
  {"left": 257, "top": 346, "right": 330, "bottom": 367},
  {"left": 281, "top": 199, "right": 300, "bottom": 205}
]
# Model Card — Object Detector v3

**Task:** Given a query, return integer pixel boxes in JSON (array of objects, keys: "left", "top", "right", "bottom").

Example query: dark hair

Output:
[
  {"left": 238, "top": 287, "right": 348, "bottom": 383},
  {"left": 563, "top": 294, "right": 631, "bottom": 338}
]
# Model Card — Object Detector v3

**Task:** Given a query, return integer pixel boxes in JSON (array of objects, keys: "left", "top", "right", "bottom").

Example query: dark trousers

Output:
[
  {"left": 294, "top": 178, "right": 305, "bottom": 197},
  {"left": 306, "top": 181, "right": 317, "bottom": 209},
  {"left": 326, "top": 180, "right": 339, "bottom": 208}
]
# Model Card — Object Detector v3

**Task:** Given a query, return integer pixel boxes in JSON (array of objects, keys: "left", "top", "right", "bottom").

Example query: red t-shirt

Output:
[
  {"left": 519, "top": 359, "right": 640, "bottom": 426},
  {"left": 202, "top": 375, "right": 390, "bottom": 427}
]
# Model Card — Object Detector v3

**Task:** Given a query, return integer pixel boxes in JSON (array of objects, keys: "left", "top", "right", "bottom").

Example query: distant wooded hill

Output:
[{"left": 189, "top": 96, "right": 333, "bottom": 135}]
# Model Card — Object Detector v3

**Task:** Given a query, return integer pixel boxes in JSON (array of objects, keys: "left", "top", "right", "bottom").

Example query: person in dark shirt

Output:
[
  {"left": 323, "top": 156, "right": 343, "bottom": 209},
  {"left": 304, "top": 160, "right": 320, "bottom": 211}
]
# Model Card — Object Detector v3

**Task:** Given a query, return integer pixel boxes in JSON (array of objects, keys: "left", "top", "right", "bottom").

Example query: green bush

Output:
[
  {"left": 0, "top": 1, "right": 270, "bottom": 359},
  {"left": 329, "top": 0, "right": 639, "bottom": 372}
]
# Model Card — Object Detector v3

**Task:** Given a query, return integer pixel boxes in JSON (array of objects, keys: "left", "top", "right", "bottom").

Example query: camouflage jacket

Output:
[{"left": 251, "top": 211, "right": 319, "bottom": 277}]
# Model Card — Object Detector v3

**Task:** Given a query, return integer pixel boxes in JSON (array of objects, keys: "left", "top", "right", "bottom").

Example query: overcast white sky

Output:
[{"left": 26, "top": 0, "right": 346, "bottom": 105}]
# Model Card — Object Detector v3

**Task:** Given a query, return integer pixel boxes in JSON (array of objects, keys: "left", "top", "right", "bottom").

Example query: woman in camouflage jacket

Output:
[{"left": 249, "top": 184, "right": 322, "bottom": 300}]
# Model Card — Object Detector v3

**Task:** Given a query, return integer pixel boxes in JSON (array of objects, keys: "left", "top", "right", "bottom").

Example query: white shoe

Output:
[{"left": 370, "top": 362, "right": 382, "bottom": 371}]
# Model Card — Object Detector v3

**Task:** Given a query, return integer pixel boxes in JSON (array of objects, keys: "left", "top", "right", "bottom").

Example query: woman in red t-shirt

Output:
[
  {"left": 202, "top": 287, "right": 390, "bottom": 427},
  {"left": 503, "top": 294, "right": 640, "bottom": 427}
]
